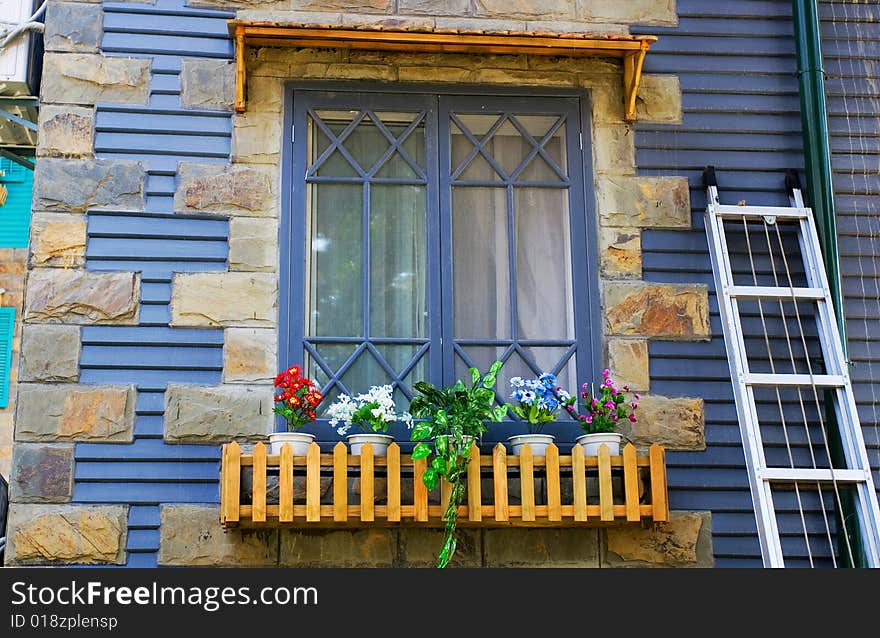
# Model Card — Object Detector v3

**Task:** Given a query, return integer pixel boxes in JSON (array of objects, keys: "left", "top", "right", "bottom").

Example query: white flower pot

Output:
[
  {"left": 346, "top": 433, "right": 395, "bottom": 456},
  {"left": 574, "top": 432, "right": 624, "bottom": 456},
  {"left": 268, "top": 431, "right": 316, "bottom": 455},
  {"left": 508, "top": 434, "right": 556, "bottom": 456}
]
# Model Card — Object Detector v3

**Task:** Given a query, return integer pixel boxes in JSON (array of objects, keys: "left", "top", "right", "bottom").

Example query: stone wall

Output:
[
  {"left": 158, "top": 505, "right": 713, "bottom": 567},
  {"left": 5, "top": 0, "right": 717, "bottom": 568}
]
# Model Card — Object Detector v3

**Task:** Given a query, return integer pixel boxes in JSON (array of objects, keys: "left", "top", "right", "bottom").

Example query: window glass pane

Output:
[
  {"left": 514, "top": 187, "right": 574, "bottom": 340},
  {"left": 370, "top": 184, "right": 428, "bottom": 338},
  {"left": 306, "top": 182, "right": 363, "bottom": 337},
  {"left": 311, "top": 110, "right": 360, "bottom": 177},
  {"left": 452, "top": 186, "right": 511, "bottom": 339}
]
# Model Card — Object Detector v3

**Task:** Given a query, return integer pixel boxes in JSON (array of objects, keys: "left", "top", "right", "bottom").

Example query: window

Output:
[{"left": 282, "top": 88, "right": 600, "bottom": 444}]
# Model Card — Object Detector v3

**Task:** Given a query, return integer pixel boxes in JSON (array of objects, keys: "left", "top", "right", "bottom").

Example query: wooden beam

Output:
[
  {"left": 235, "top": 25, "right": 247, "bottom": 113},
  {"left": 228, "top": 22, "right": 656, "bottom": 117}
]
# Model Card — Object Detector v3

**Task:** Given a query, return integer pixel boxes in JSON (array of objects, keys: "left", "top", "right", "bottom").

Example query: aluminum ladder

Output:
[{"left": 703, "top": 166, "right": 880, "bottom": 568}]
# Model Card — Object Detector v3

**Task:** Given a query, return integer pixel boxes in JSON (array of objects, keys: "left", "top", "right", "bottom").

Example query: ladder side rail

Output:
[
  {"left": 705, "top": 189, "right": 784, "bottom": 567},
  {"left": 792, "top": 191, "right": 880, "bottom": 566}
]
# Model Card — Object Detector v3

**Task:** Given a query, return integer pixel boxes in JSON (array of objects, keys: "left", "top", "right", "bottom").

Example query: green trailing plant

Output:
[{"left": 409, "top": 360, "right": 508, "bottom": 568}]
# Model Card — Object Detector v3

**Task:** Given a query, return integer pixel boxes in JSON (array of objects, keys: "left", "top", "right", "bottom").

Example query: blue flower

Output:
[
  {"left": 539, "top": 372, "right": 557, "bottom": 388},
  {"left": 521, "top": 390, "right": 536, "bottom": 404}
]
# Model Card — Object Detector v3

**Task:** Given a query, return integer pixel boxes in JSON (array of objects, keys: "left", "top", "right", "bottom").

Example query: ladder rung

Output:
[
  {"left": 744, "top": 373, "right": 846, "bottom": 387},
  {"left": 729, "top": 285, "right": 825, "bottom": 300},
  {"left": 713, "top": 205, "right": 809, "bottom": 219},
  {"left": 758, "top": 468, "right": 870, "bottom": 483}
]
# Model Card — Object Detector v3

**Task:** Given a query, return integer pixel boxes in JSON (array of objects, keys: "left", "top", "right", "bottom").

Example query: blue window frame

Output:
[{"left": 281, "top": 86, "right": 600, "bottom": 445}]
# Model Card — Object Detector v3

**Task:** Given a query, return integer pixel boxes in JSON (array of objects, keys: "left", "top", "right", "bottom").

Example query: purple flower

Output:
[
  {"left": 602, "top": 369, "right": 610, "bottom": 378},
  {"left": 591, "top": 399, "right": 599, "bottom": 409},
  {"left": 604, "top": 401, "right": 615, "bottom": 409},
  {"left": 611, "top": 387, "right": 618, "bottom": 395},
  {"left": 628, "top": 414, "right": 637, "bottom": 423},
  {"left": 623, "top": 385, "right": 630, "bottom": 391},
  {"left": 603, "top": 378, "right": 613, "bottom": 388},
  {"left": 634, "top": 392, "right": 641, "bottom": 400},
  {"left": 611, "top": 414, "right": 618, "bottom": 422},
  {"left": 585, "top": 415, "right": 593, "bottom": 424},
  {"left": 631, "top": 402, "right": 638, "bottom": 409}
]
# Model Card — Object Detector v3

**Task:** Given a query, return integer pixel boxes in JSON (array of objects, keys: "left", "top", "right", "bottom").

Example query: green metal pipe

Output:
[
  {"left": 792, "top": 0, "right": 862, "bottom": 568},
  {"left": 792, "top": 0, "right": 847, "bottom": 353}
]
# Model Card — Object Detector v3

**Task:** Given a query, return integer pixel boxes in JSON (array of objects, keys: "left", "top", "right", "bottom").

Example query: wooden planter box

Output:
[{"left": 221, "top": 441, "right": 669, "bottom": 529}]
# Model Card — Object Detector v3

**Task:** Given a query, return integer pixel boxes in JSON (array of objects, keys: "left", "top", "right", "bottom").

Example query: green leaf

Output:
[
  {"left": 412, "top": 442, "right": 432, "bottom": 460},
  {"left": 489, "top": 360, "right": 504, "bottom": 375},
  {"left": 470, "top": 367, "right": 481, "bottom": 386},
  {"left": 431, "top": 457, "right": 447, "bottom": 474},
  {"left": 411, "top": 422, "right": 433, "bottom": 441},
  {"left": 481, "top": 374, "right": 497, "bottom": 389},
  {"left": 491, "top": 405, "right": 509, "bottom": 422},
  {"left": 434, "top": 410, "right": 448, "bottom": 428},
  {"left": 422, "top": 468, "right": 438, "bottom": 491}
]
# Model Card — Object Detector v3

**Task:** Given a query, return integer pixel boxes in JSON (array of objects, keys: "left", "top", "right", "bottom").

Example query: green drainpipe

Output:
[{"left": 792, "top": 0, "right": 863, "bottom": 568}]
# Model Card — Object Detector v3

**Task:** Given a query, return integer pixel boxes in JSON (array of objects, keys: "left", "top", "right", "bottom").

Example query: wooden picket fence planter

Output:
[{"left": 220, "top": 441, "right": 668, "bottom": 529}]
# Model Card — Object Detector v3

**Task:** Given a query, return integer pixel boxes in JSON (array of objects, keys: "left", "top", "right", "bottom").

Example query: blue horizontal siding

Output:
[{"left": 73, "top": 483, "right": 219, "bottom": 504}]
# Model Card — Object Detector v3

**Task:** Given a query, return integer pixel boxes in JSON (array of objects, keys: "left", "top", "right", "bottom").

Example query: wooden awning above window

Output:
[{"left": 228, "top": 20, "right": 658, "bottom": 121}]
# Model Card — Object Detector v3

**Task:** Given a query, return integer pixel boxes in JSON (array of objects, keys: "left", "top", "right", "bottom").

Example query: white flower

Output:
[
  {"left": 557, "top": 389, "right": 571, "bottom": 402},
  {"left": 521, "top": 390, "right": 536, "bottom": 403},
  {"left": 401, "top": 412, "right": 414, "bottom": 428},
  {"left": 336, "top": 425, "right": 351, "bottom": 436},
  {"left": 510, "top": 376, "right": 525, "bottom": 388}
]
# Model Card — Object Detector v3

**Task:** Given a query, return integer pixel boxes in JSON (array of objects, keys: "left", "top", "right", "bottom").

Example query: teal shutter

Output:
[
  {"left": 0, "top": 307, "right": 15, "bottom": 408},
  {"left": 0, "top": 158, "right": 33, "bottom": 248}
]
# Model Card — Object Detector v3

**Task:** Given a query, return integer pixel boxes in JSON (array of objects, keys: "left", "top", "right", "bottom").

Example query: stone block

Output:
[
  {"left": 607, "top": 338, "right": 649, "bottom": 391},
  {"left": 41, "top": 53, "right": 151, "bottom": 105},
  {"left": 592, "top": 124, "right": 635, "bottom": 174},
  {"left": 484, "top": 528, "right": 600, "bottom": 566},
  {"left": 15, "top": 384, "right": 136, "bottom": 442},
  {"left": 33, "top": 158, "right": 145, "bottom": 214},
  {"left": 604, "top": 512, "right": 713, "bottom": 567},
  {"left": 28, "top": 213, "right": 87, "bottom": 268},
  {"left": 20, "top": 324, "right": 80, "bottom": 382},
  {"left": 159, "top": 505, "right": 278, "bottom": 566},
  {"left": 475, "top": 0, "right": 576, "bottom": 20},
  {"left": 10, "top": 444, "right": 74, "bottom": 503},
  {"left": 398, "top": 0, "right": 470, "bottom": 16},
  {"left": 24, "top": 270, "right": 140, "bottom": 325},
  {"left": 229, "top": 218, "right": 277, "bottom": 272},
  {"left": 636, "top": 74, "right": 682, "bottom": 123},
  {"left": 291, "top": 0, "right": 391, "bottom": 11},
  {"left": 5, "top": 504, "right": 127, "bottom": 565},
  {"left": 398, "top": 528, "right": 480, "bottom": 567},
  {"left": 587, "top": 0, "right": 678, "bottom": 26},
  {"left": 174, "top": 163, "right": 276, "bottom": 216},
  {"left": 604, "top": 282, "right": 709, "bottom": 339},
  {"left": 599, "top": 227, "right": 641, "bottom": 278},
  {"left": 598, "top": 175, "right": 690, "bottom": 228},
  {"left": 279, "top": 529, "right": 396, "bottom": 567},
  {"left": 180, "top": 58, "right": 235, "bottom": 110},
  {"left": 44, "top": 2, "right": 103, "bottom": 52},
  {"left": 36, "top": 105, "right": 94, "bottom": 157},
  {"left": 619, "top": 394, "right": 704, "bottom": 450},
  {"left": 224, "top": 328, "right": 277, "bottom": 383},
  {"left": 164, "top": 384, "right": 274, "bottom": 443},
  {"left": 232, "top": 112, "right": 282, "bottom": 164},
  {"left": 170, "top": 272, "right": 276, "bottom": 328}
]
